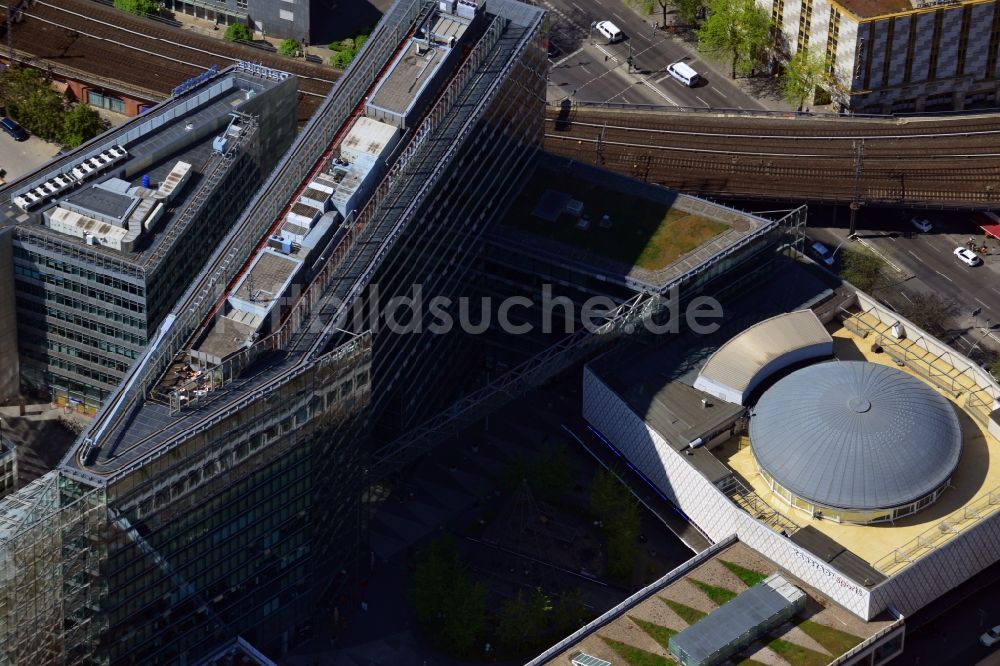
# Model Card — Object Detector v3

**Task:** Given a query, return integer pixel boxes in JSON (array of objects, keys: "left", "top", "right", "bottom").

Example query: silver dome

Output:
[{"left": 749, "top": 361, "right": 962, "bottom": 511}]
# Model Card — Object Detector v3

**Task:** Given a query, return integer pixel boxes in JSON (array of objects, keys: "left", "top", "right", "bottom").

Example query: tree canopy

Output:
[
  {"left": 61, "top": 104, "right": 106, "bottom": 148},
  {"left": 329, "top": 34, "right": 369, "bottom": 69},
  {"left": 782, "top": 48, "right": 827, "bottom": 109},
  {"left": 696, "top": 0, "right": 772, "bottom": 78},
  {"left": 0, "top": 67, "right": 104, "bottom": 146},
  {"left": 590, "top": 467, "right": 641, "bottom": 583},
  {"left": 411, "top": 534, "right": 487, "bottom": 656},
  {"left": 223, "top": 23, "right": 254, "bottom": 43},
  {"left": 840, "top": 248, "right": 886, "bottom": 293},
  {"left": 278, "top": 39, "right": 301, "bottom": 57},
  {"left": 113, "top": 0, "right": 159, "bottom": 15}
]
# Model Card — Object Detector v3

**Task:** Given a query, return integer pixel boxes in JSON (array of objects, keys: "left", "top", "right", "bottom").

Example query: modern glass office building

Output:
[
  {"left": 0, "top": 1, "right": 549, "bottom": 664},
  {"left": 0, "top": 65, "right": 297, "bottom": 414}
]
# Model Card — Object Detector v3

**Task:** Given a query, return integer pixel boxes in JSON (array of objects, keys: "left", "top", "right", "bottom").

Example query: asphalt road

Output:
[
  {"left": 540, "top": 0, "right": 774, "bottom": 109},
  {"left": 799, "top": 204, "right": 1000, "bottom": 356}
]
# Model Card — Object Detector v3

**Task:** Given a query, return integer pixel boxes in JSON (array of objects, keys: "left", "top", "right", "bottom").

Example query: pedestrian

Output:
[{"left": 605, "top": 54, "right": 608, "bottom": 62}]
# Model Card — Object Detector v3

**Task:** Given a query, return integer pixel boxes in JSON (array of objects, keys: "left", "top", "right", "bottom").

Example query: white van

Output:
[
  {"left": 595, "top": 20, "right": 623, "bottom": 43},
  {"left": 666, "top": 61, "right": 700, "bottom": 87}
]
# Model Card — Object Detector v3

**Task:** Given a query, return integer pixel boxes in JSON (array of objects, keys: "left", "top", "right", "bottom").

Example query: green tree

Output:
[
  {"left": 696, "top": 0, "right": 772, "bottom": 78},
  {"left": 61, "top": 104, "right": 105, "bottom": 148},
  {"left": 498, "top": 587, "right": 552, "bottom": 652},
  {"left": 533, "top": 444, "right": 574, "bottom": 500},
  {"left": 498, "top": 589, "right": 534, "bottom": 650},
  {"left": 410, "top": 534, "right": 487, "bottom": 655},
  {"left": 841, "top": 248, "right": 887, "bottom": 293},
  {"left": 278, "top": 38, "right": 301, "bottom": 57},
  {"left": 675, "top": 0, "right": 703, "bottom": 24},
  {"left": 355, "top": 34, "right": 369, "bottom": 52},
  {"left": 897, "top": 292, "right": 952, "bottom": 338},
  {"left": 551, "top": 587, "right": 589, "bottom": 636},
  {"left": 113, "top": 0, "right": 160, "bottom": 15},
  {"left": 0, "top": 67, "right": 66, "bottom": 141},
  {"left": 782, "top": 48, "right": 827, "bottom": 109},
  {"left": 440, "top": 576, "right": 487, "bottom": 655},
  {"left": 411, "top": 534, "right": 461, "bottom": 625},
  {"left": 590, "top": 467, "right": 628, "bottom": 524},
  {"left": 224, "top": 23, "right": 254, "bottom": 43},
  {"left": 590, "top": 468, "right": 640, "bottom": 584}
]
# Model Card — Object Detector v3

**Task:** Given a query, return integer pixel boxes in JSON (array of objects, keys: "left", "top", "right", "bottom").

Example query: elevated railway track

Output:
[
  {"left": 544, "top": 106, "right": 1000, "bottom": 208},
  {"left": 1, "top": 0, "right": 337, "bottom": 121}
]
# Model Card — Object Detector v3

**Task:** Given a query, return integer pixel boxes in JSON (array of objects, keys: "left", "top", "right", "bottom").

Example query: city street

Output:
[
  {"left": 541, "top": 0, "right": 779, "bottom": 109},
  {"left": 799, "top": 205, "right": 1000, "bottom": 356}
]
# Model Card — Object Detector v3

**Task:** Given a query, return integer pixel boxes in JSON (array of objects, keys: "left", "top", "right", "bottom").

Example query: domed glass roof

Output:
[{"left": 749, "top": 361, "right": 962, "bottom": 511}]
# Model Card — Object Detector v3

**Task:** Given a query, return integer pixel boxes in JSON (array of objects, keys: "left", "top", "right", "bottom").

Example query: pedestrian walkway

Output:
[{"left": 168, "top": 11, "right": 335, "bottom": 64}]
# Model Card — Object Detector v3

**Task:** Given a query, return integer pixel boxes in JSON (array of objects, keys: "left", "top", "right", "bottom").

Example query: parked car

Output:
[
  {"left": 0, "top": 117, "right": 27, "bottom": 141},
  {"left": 810, "top": 241, "right": 835, "bottom": 266},
  {"left": 910, "top": 217, "right": 932, "bottom": 233},
  {"left": 954, "top": 246, "right": 982, "bottom": 266},
  {"left": 981, "top": 625, "right": 1000, "bottom": 647}
]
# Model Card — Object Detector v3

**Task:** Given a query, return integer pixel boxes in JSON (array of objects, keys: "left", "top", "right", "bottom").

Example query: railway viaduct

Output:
[
  {"left": 545, "top": 105, "right": 1000, "bottom": 209},
  {"left": 4, "top": 1, "right": 1000, "bottom": 208}
]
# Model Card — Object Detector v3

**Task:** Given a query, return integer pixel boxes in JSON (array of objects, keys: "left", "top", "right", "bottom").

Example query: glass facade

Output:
[
  {"left": 756, "top": 465, "right": 949, "bottom": 525},
  {"left": 78, "top": 7, "right": 548, "bottom": 664},
  {"left": 12, "top": 110, "right": 272, "bottom": 414}
]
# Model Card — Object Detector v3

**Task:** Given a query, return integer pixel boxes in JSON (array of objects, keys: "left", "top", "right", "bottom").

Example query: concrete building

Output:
[
  {"left": 765, "top": 0, "right": 1000, "bottom": 112},
  {"left": 581, "top": 258, "right": 1000, "bottom": 623},
  {"left": 161, "top": 0, "right": 341, "bottom": 43},
  {"left": 529, "top": 537, "right": 905, "bottom": 665},
  {"left": 0, "top": 64, "right": 297, "bottom": 413}
]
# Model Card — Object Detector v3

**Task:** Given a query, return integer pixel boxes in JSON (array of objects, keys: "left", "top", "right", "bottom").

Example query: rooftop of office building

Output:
[
  {"left": 496, "top": 157, "right": 773, "bottom": 293},
  {"left": 367, "top": 2, "right": 477, "bottom": 125},
  {"left": 59, "top": 0, "right": 546, "bottom": 481},
  {"left": 540, "top": 539, "right": 898, "bottom": 666},
  {"left": 837, "top": 0, "right": 989, "bottom": 20},
  {"left": 0, "top": 63, "right": 292, "bottom": 274},
  {"left": 589, "top": 259, "right": 1000, "bottom": 584}
]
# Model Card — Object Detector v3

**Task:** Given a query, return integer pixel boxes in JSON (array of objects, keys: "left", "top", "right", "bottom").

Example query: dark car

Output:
[{"left": 1, "top": 117, "right": 28, "bottom": 141}]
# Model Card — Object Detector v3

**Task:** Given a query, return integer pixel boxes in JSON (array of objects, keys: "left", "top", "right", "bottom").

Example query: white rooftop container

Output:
[{"left": 340, "top": 117, "right": 401, "bottom": 166}]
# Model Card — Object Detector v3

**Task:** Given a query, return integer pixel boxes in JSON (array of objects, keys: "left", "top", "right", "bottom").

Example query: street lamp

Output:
[{"left": 830, "top": 232, "right": 858, "bottom": 261}]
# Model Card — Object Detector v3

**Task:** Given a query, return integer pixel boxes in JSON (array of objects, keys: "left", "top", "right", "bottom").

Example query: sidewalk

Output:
[
  {"left": 616, "top": 4, "right": 803, "bottom": 113},
  {"left": 168, "top": 11, "right": 335, "bottom": 65}
]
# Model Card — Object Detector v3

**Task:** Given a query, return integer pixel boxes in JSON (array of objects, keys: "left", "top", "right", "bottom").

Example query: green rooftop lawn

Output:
[
  {"left": 659, "top": 598, "right": 707, "bottom": 625},
  {"left": 689, "top": 579, "right": 739, "bottom": 606},
  {"left": 720, "top": 560, "right": 768, "bottom": 588},
  {"left": 629, "top": 615, "right": 677, "bottom": 651},
  {"left": 506, "top": 171, "right": 729, "bottom": 272},
  {"left": 766, "top": 637, "right": 831, "bottom": 666},
  {"left": 600, "top": 636, "right": 676, "bottom": 666},
  {"left": 798, "top": 620, "right": 863, "bottom": 655}
]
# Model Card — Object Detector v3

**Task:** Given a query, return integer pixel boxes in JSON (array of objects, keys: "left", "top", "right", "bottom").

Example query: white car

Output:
[
  {"left": 910, "top": 217, "right": 932, "bottom": 233},
  {"left": 981, "top": 625, "right": 1000, "bottom": 647},
  {"left": 954, "top": 246, "right": 982, "bottom": 266},
  {"left": 594, "top": 20, "right": 623, "bottom": 42}
]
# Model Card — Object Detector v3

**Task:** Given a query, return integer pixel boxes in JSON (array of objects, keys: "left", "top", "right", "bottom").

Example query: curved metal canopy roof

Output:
[{"left": 749, "top": 361, "right": 962, "bottom": 511}]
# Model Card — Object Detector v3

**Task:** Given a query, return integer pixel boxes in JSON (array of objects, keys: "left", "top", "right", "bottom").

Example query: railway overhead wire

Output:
[
  {"left": 1, "top": 0, "right": 337, "bottom": 122},
  {"left": 543, "top": 106, "right": 1000, "bottom": 208}
]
